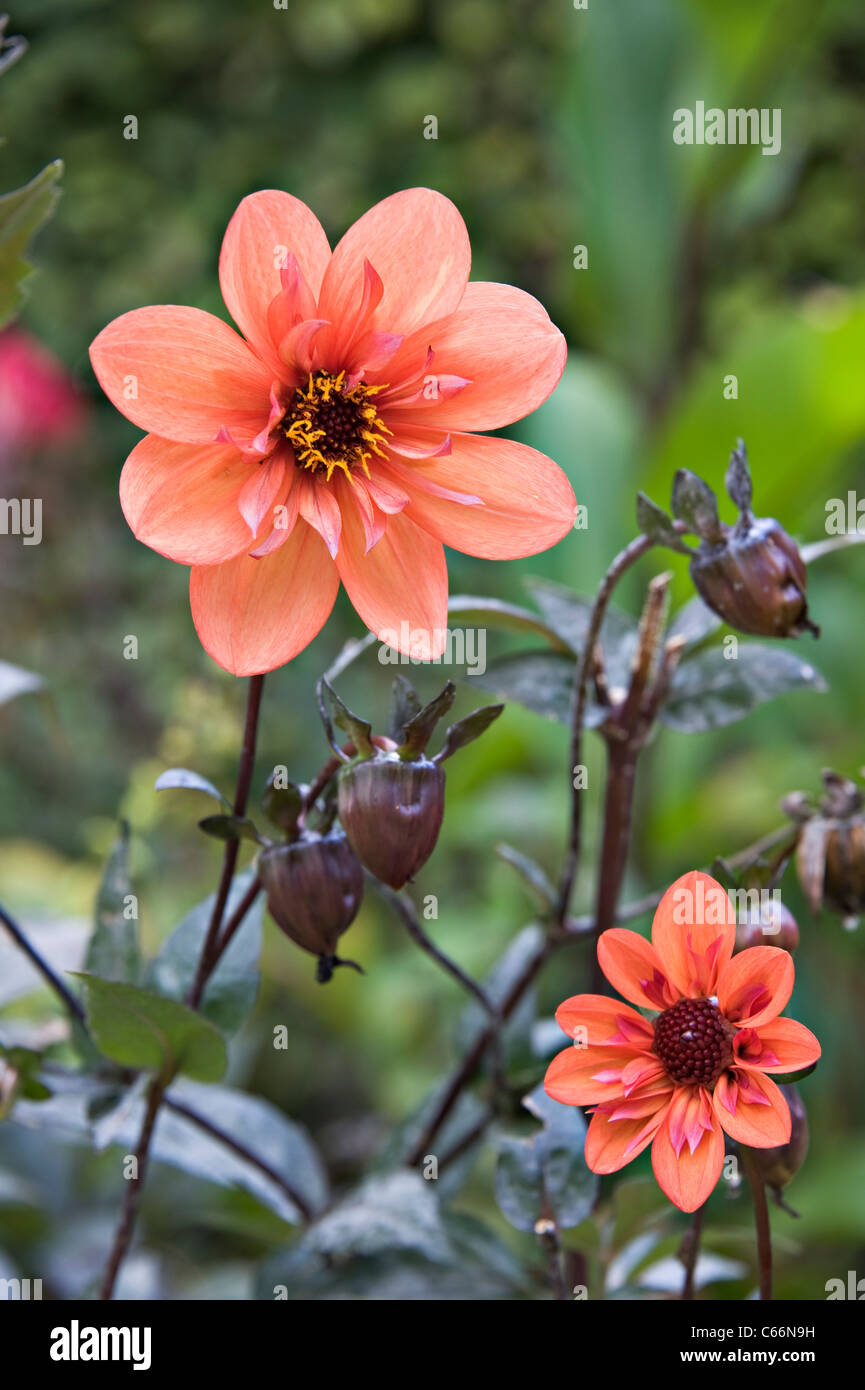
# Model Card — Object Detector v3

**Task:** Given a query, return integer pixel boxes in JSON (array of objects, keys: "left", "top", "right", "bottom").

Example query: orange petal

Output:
[
  {"left": 739, "top": 1017, "right": 821, "bottom": 1073},
  {"left": 713, "top": 1068, "right": 791, "bottom": 1148},
  {"left": 651, "top": 870, "right": 736, "bottom": 998},
  {"left": 544, "top": 1045, "right": 640, "bottom": 1107},
  {"left": 189, "top": 521, "right": 338, "bottom": 675},
  {"left": 585, "top": 1102, "right": 668, "bottom": 1175},
  {"left": 387, "top": 430, "right": 576, "bottom": 560},
  {"left": 385, "top": 281, "right": 567, "bottom": 431},
  {"left": 317, "top": 189, "right": 470, "bottom": 338},
  {"left": 717, "top": 946, "right": 794, "bottom": 1029},
  {"left": 333, "top": 484, "right": 448, "bottom": 660},
  {"left": 597, "top": 928, "right": 678, "bottom": 1011},
  {"left": 90, "top": 306, "right": 272, "bottom": 445},
  {"left": 119, "top": 435, "right": 252, "bottom": 565},
  {"left": 219, "top": 191, "right": 331, "bottom": 370},
  {"left": 651, "top": 1099, "right": 725, "bottom": 1212},
  {"left": 554, "top": 993, "right": 654, "bottom": 1049}
]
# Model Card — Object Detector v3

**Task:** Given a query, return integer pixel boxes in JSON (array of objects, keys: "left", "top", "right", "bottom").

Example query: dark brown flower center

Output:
[
  {"left": 653, "top": 996, "right": 734, "bottom": 1086},
  {"left": 282, "top": 370, "right": 391, "bottom": 481}
]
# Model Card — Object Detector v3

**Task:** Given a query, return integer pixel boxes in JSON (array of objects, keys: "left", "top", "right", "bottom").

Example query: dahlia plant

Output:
[{"left": 3, "top": 184, "right": 852, "bottom": 1304}]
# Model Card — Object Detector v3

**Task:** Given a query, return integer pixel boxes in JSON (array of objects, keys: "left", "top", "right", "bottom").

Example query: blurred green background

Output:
[{"left": 1, "top": 0, "right": 864, "bottom": 1299}]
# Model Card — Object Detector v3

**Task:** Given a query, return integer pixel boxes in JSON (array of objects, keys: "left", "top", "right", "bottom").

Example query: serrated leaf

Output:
[
  {"left": 198, "top": 814, "right": 260, "bottom": 843},
  {"left": 148, "top": 868, "right": 262, "bottom": 1035},
  {"left": 495, "top": 1083, "right": 598, "bottom": 1233},
  {"left": 0, "top": 659, "right": 43, "bottom": 706},
  {"left": 671, "top": 469, "right": 722, "bottom": 542},
  {"left": 154, "top": 768, "right": 229, "bottom": 806},
  {"left": 72, "top": 974, "right": 227, "bottom": 1082},
  {"left": 0, "top": 160, "right": 63, "bottom": 327},
  {"left": 659, "top": 644, "right": 827, "bottom": 733},
  {"left": 434, "top": 703, "right": 503, "bottom": 762},
  {"left": 85, "top": 821, "right": 140, "bottom": 985},
  {"left": 400, "top": 682, "right": 455, "bottom": 757},
  {"left": 636, "top": 491, "right": 692, "bottom": 555}
]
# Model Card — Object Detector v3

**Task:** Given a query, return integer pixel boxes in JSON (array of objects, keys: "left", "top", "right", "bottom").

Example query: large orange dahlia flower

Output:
[
  {"left": 545, "top": 872, "right": 820, "bottom": 1212},
  {"left": 90, "top": 188, "right": 575, "bottom": 675}
]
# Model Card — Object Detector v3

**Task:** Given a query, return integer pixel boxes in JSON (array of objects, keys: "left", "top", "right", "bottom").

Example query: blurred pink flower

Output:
[{"left": 0, "top": 327, "right": 84, "bottom": 463}]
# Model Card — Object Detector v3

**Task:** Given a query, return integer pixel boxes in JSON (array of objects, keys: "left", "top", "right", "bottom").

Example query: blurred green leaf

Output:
[
  {"left": 495, "top": 1083, "right": 598, "bottom": 1233},
  {"left": 94, "top": 1077, "right": 327, "bottom": 1225},
  {"left": 85, "top": 821, "right": 140, "bottom": 985},
  {"left": 72, "top": 974, "right": 227, "bottom": 1082},
  {"left": 148, "top": 869, "right": 262, "bottom": 1036},
  {"left": 198, "top": 814, "right": 260, "bottom": 844},
  {"left": 154, "top": 768, "right": 229, "bottom": 806},
  {"left": 660, "top": 643, "right": 827, "bottom": 732},
  {"left": 0, "top": 160, "right": 63, "bottom": 326},
  {"left": 300, "top": 1170, "right": 453, "bottom": 1264}
]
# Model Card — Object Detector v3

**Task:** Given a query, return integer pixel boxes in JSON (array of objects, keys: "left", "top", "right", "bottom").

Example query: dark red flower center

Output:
[{"left": 653, "top": 996, "right": 734, "bottom": 1086}]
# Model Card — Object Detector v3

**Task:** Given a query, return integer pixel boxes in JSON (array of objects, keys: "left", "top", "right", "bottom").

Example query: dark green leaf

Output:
[
  {"left": 665, "top": 595, "right": 723, "bottom": 649},
  {"left": 0, "top": 160, "right": 63, "bottom": 327},
  {"left": 475, "top": 650, "right": 605, "bottom": 727},
  {"left": 400, "top": 682, "right": 455, "bottom": 757},
  {"left": 72, "top": 975, "right": 227, "bottom": 1082},
  {"left": 526, "top": 577, "right": 638, "bottom": 691},
  {"left": 148, "top": 868, "right": 262, "bottom": 1035},
  {"left": 320, "top": 679, "right": 373, "bottom": 757},
  {"left": 660, "top": 644, "right": 827, "bottom": 733},
  {"left": 636, "top": 491, "right": 692, "bottom": 555},
  {"left": 447, "top": 595, "right": 571, "bottom": 652},
  {"left": 154, "top": 768, "right": 229, "bottom": 806},
  {"left": 94, "top": 1077, "right": 328, "bottom": 1224},
  {"left": 300, "top": 1171, "right": 454, "bottom": 1264},
  {"left": 725, "top": 438, "right": 753, "bottom": 514},
  {"left": 495, "top": 1083, "right": 598, "bottom": 1233},
  {"left": 671, "top": 469, "right": 723, "bottom": 543},
  {"left": 434, "top": 703, "right": 503, "bottom": 762},
  {"left": 388, "top": 675, "right": 421, "bottom": 742},
  {"left": 85, "top": 821, "right": 140, "bottom": 985},
  {"left": 198, "top": 814, "right": 261, "bottom": 844}
]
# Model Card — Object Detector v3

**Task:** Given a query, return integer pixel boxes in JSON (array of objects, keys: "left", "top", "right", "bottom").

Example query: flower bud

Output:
[
  {"left": 749, "top": 1085, "right": 809, "bottom": 1195},
  {"left": 689, "top": 516, "right": 817, "bottom": 639},
  {"left": 734, "top": 897, "right": 799, "bottom": 954},
  {"left": 792, "top": 771, "right": 865, "bottom": 926},
  {"left": 337, "top": 754, "right": 445, "bottom": 889},
  {"left": 259, "top": 830, "right": 363, "bottom": 979}
]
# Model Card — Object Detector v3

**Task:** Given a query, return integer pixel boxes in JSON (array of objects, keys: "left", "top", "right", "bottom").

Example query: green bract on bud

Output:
[
  {"left": 749, "top": 1085, "right": 809, "bottom": 1196},
  {"left": 789, "top": 770, "right": 865, "bottom": 927},
  {"left": 258, "top": 830, "right": 364, "bottom": 981},
  {"left": 734, "top": 897, "right": 800, "bottom": 954},
  {"left": 320, "top": 676, "right": 503, "bottom": 890},
  {"left": 674, "top": 441, "right": 819, "bottom": 640},
  {"left": 338, "top": 754, "right": 446, "bottom": 889}
]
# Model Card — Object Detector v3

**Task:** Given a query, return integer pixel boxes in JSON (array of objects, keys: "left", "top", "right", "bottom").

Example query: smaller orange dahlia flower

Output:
[
  {"left": 545, "top": 871, "right": 820, "bottom": 1212},
  {"left": 89, "top": 188, "right": 575, "bottom": 675}
]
